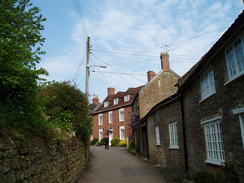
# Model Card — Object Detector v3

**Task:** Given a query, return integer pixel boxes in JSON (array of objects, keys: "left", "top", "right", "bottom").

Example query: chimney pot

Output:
[
  {"left": 107, "top": 88, "right": 115, "bottom": 96},
  {"left": 92, "top": 96, "right": 99, "bottom": 104},
  {"left": 160, "top": 52, "right": 170, "bottom": 72},
  {"left": 147, "top": 70, "right": 156, "bottom": 82}
]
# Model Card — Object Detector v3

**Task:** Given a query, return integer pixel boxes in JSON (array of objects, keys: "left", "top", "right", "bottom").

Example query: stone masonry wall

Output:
[
  {"left": 147, "top": 99, "right": 185, "bottom": 175},
  {"left": 182, "top": 31, "right": 244, "bottom": 180},
  {"left": 139, "top": 71, "right": 179, "bottom": 119},
  {"left": 0, "top": 130, "right": 89, "bottom": 183}
]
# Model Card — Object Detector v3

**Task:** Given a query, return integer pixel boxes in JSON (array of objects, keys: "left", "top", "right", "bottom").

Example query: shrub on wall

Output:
[
  {"left": 38, "top": 81, "right": 92, "bottom": 141},
  {"left": 111, "top": 137, "right": 120, "bottom": 146}
]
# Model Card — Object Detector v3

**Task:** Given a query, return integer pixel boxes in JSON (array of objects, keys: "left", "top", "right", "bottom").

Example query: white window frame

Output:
[
  {"left": 124, "top": 95, "right": 130, "bottom": 102},
  {"left": 201, "top": 116, "right": 225, "bottom": 166},
  {"left": 99, "top": 129, "right": 103, "bottom": 141},
  {"left": 119, "top": 126, "right": 125, "bottom": 140},
  {"left": 233, "top": 107, "right": 244, "bottom": 149},
  {"left": 169, "top": 122, "right": 179, "bottom": 149},
  {"left": 200, "top": 68, "right": 216, "bottom": 101},
  {"left": 104, "top": 101, "right": 108, "bottom": 107},
  {"left": 114, "top": 98, "right": 118, "bottom": 105},
  {"left": 225, "top": 36, "right": 244, "bottom": 83},
  {"left": 155, "top": 125, "right": 160, "bottom": 145},
  {"left": 108, "top": 111, "right": 113, "bottom": 124},
  {"left": 119, "top": 108, "right": 124, "bottom": 122},
  {"left": 98, "top": 113, "right": 103, "bottom": 125}
]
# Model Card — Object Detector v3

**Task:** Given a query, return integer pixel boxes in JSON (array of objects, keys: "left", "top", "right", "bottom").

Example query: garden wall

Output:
[{"left": 0, "top": 130, "right": 89, "bottom": 183}]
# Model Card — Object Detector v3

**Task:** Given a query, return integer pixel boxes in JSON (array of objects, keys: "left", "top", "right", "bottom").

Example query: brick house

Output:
[
  {"left": 177, "top": 10, "right": 244, "bottom": 180},
  {"left": 133, "top": 52, "right": 180, "bottom": 158},
  {"left": 91, "top": 86, "right": 143, "bottom": 143}
]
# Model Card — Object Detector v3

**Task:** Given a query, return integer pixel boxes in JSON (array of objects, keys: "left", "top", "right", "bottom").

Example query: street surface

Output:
[{"left": 77, "top": 146, "right": 184, "bottom": 183}]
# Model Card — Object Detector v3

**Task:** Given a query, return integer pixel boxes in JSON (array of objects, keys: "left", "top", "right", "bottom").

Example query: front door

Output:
[{"left": 109, "top": 131, "right": 113, "bottom": 145}]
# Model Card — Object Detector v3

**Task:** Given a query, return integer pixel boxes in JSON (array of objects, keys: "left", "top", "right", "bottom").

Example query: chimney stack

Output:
[
  {"left": 160, "top": 52, "right": 170, "bottom": 72},
  {"left": 147, "top": 70, "right": 156, "bottom": 82},
  {"left": 92, "top": 96, "right": 99, "bottom": 104},
  {"left": 107, "top": 87, "right": 115, "bottom": 96}
]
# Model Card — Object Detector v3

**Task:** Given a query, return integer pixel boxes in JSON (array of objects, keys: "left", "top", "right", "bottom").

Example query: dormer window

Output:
[
  {"left": 124, "top": 95, "right": 130, "bottom": 102},
  {"left": 114, "top": 98, "right": 118, "bottom": 105},
  {"left": 104, "top": 101, "right": 108, "bottom": 107}
]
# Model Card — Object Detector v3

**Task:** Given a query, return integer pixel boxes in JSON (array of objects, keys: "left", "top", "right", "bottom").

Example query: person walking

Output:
[{"left": 103, "top": 135, "right": 109, "bottom": 150}]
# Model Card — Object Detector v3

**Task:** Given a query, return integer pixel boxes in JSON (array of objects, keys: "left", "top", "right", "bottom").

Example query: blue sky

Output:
[{"left": 32, "top": 0, "right": 243, "bottom": 102}]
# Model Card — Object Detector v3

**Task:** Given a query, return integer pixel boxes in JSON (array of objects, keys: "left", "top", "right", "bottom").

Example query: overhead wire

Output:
[{"left": 91, "top": 54, "right": 146, "bottom": 83}]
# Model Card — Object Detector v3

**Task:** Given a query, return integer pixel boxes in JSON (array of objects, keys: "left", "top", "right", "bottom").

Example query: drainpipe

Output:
[{"left": 178, "top": 92, "right": 188, "bottom": 173}]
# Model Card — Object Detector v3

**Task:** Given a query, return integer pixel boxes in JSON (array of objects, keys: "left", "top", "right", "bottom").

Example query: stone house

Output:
[
  {"left": 177, "top": 10, "right": 244, "bottom": 180},
  {"left": 91, "top": 86, "right": 143, "bottom": 143},
  {"left": 133, "top": 53, "right": 180, "bottom": 158},
  {"left": 143, "top": 93, "right": 186, "bottom": 175}
]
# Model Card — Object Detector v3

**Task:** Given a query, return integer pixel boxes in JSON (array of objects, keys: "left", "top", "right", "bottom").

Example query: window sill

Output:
[
  {"left": 224, "top": 72, "right": 244, "bottom": 86},
  {"left": 205, "top": 160, "right": 225, "bottom": 166},
  {"left": 169, "top": 146, "right": 179, "bottom": 150},
  {"left": 156, "top": 144, "right": 161, "bottom": 146},
  {"left": 199, "top": 92, "right": 216, "bottom": 103}
]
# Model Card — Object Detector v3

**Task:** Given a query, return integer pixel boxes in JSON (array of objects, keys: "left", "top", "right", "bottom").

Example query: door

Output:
[{"left": 109, "top": 130, "right": 113, "bottom": 145}]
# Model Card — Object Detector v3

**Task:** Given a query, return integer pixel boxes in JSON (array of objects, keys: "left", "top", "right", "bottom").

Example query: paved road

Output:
[{"left": 77, "top": 146, "right": 184, "bottom": 183}]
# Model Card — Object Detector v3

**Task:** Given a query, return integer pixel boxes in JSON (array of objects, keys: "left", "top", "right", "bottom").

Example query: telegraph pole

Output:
[{"left": 85, "top": 36, "right": 90, "bottom": 101}]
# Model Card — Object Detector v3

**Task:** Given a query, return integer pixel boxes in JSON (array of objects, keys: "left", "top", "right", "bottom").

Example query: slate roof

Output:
[
  {"left": 92, "top": 85, "right": 144, "bottom": 114},
  {"left": 176, "top": 10, "right": 244, "bottom": 91}
]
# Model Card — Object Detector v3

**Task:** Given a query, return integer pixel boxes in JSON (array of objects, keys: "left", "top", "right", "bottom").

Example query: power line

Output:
[
  {"left": 90, "top": 57, "right": 112, "bottom": 87},
  {"left": 72, "top": 0, "right": 89, "bottom": 38},
  {"left": 91, "top": 71, "right": 145, "bottom": 76},
  {"left": 92, "top": 54, "right": 146, "bottom": 83}
]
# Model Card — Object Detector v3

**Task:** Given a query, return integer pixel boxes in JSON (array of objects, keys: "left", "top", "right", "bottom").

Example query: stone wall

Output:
[
  {"left": 182, "top": 32, "right": 244, "bottom": 180},
  {"left": 0, "top": 130, "right": 89, "bottom": 183},
  {"left": 147, "top": 98, "right": 185, "bottom": 175},
  {"left": 139, "top": 71, "right": 179, "bottom": 119}
]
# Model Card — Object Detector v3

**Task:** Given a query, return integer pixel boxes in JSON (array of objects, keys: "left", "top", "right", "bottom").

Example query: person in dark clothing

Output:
[{"left": 103, "top": 135, "right": 109, "bottom": 150}]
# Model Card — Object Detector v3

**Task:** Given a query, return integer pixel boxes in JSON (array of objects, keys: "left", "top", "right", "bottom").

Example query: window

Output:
[
  {"left": 98, "top": 113, "right": 103, "bottom": 125},
  {"left": 108, "top": 111, "right": 113, "bottom": 123},
  {"left": 119, "top": 126, "right": 125, "bottom": 140},
  {"left": 169, "top": 122, "right": 179, "bottom": 149},
  {"left": 119, "top": 108, "right": 124, "bottom": 121},
  {"left": 124, "top": 95, "right": 130, "bottom": 101},
  {"left": 200, "top": 68, "right": 216, "bottom": 101},
  {"left": 114, "top": 98, "right": 118, "bottom": 105},
  {"left": 202, "top": 116, "right": 225, "bottom": 165},
  {"left": 225, "top": 37, "right": 244, "bottom": 81},
  {"left": 99, "top": 129, "right": 103, "bottom": 140},
  {"left": 155, "top": 126, "right": 160, "bottom": 145},
  {"left": 104, "top": 101, "right": 108, "bottom": 107},
  {"left": 233, "top": 107, "right": 244, "bottom": 149}
]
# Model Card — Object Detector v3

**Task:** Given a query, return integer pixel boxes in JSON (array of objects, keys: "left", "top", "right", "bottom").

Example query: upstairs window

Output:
[
  {"left": 108, "top": 111, "right": 113, "bottom": 123},
  {"left": 119, "top": 108, "right": 124, "bottom": 121},
  {"left": 114, "top": 98, "right": 118, "bottom": 105},
  {"left": 124, "top": 95, "right": 130, "bottom": 102},
  {"left": 200, "top": 68, "right": 216, "bottom": 101},
  {"left": 225, "top": 37, "right": 244, "bottom": 81},
  {"left": 104, "top": 101, "right": 108, "bottom": 107},
  {"left": 98, "top": 113, "right": 103, "bottom": 125}
]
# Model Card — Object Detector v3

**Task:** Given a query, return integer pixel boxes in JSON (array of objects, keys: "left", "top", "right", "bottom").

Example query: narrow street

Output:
[{"left": 77, "top": 146, "right": 184, "bottom": 183}]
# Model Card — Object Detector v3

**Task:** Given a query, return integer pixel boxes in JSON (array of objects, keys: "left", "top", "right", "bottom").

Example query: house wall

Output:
[
  {"left": 182, "top": 31, "right": 244, "bottom": 179},
  {"left": 139, "top": 72, "right": 179, "bottom": 119},
  {"left": 92, "top": 106, "right": 133, "bottom": 141},
  {"left": 147, "top": 99, "right": 185, "bottom": 175}
]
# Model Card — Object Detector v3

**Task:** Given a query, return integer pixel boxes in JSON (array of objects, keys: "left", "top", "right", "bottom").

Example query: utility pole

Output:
[{"left": 85, "top": 36, "right": 90, "bottom": 101}]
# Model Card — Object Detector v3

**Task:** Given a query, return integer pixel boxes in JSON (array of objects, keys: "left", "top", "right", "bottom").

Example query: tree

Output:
[
  {"left": 39, "top": 81, "right": 92, "bottom": 141},
  {"left": 0, "top": 0, "right": 47, "bottom": 127}
]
